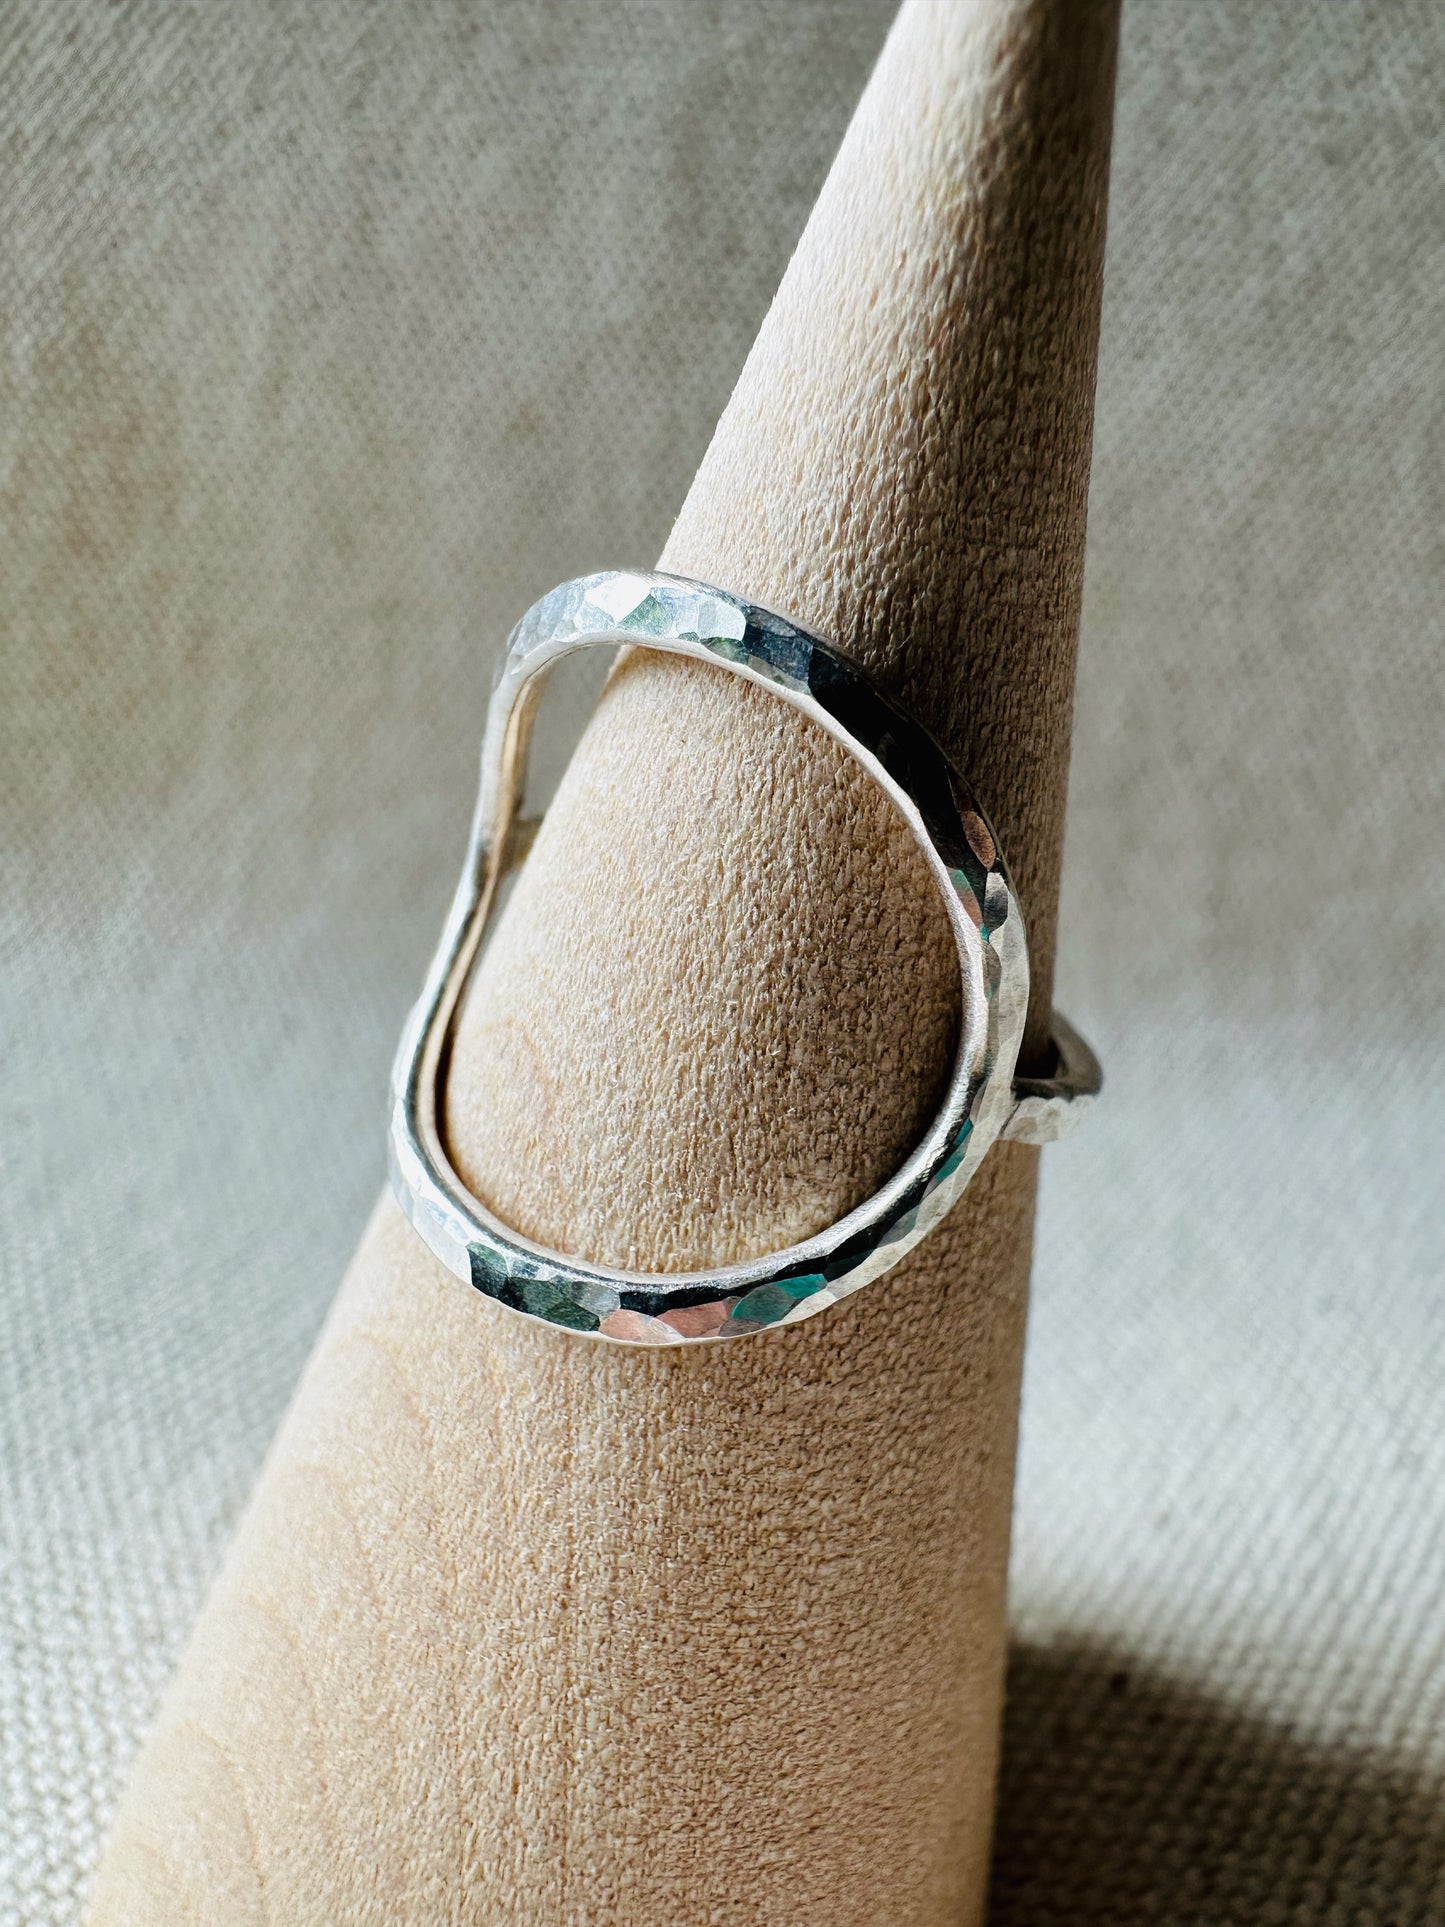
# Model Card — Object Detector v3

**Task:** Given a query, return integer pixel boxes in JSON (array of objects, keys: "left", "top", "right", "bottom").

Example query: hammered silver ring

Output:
[{"left": 388, "top": 570, "right": 1100, "bottom": 1346}]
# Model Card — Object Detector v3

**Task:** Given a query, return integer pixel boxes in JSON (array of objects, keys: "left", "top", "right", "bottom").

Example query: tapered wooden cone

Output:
[{"left": 89, "top": 2, "right": 1118, "bottom": 1920}]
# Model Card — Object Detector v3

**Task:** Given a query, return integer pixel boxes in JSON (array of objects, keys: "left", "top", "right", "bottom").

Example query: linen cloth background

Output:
[{"left": 4, "top": 3, "right": 1443, "bottom": 1920}]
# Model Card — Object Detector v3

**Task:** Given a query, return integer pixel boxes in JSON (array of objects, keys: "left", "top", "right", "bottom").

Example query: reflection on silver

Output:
[{"left": 389, "top": 571, "right": 1100, "bottom": 1345}]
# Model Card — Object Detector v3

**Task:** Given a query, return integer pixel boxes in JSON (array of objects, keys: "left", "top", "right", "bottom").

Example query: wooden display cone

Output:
[{"left": 89, "top": 2, "right": 1118, "bottom": 1921}]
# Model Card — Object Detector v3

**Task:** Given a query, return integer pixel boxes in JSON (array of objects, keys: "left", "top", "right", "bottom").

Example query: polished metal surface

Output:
[{"left": 389, "top": 571, "right": 1100, "bottom": 1344}]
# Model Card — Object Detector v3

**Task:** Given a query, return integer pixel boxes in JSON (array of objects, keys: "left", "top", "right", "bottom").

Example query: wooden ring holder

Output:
[{"left": 89, "top": 3, "right": 1119, "bottom": 1920}]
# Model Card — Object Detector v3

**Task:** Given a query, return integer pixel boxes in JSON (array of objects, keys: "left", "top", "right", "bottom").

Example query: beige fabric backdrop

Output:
[{"left": 4, "top": 3, "right": 1443, "bottom": 1921}]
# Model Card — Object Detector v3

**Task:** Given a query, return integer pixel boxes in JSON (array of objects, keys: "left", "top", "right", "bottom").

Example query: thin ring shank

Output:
[{"left": 389, "top": 570, "right": 1097, "bottom": 1345}]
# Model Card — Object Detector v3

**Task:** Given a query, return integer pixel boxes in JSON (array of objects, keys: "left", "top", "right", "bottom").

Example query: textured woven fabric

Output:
[{"left": 3, "top": 4, "right": 1443, "bottom": 1921}]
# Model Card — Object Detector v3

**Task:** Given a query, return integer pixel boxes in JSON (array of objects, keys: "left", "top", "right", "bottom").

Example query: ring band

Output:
[{"left": 389, "top": 571, "right": 1100, "bottom": 1345}]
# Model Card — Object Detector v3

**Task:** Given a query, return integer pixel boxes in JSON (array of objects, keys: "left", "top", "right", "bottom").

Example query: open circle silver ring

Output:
[{"left": 388, "top": 570, "right": 1100, "bottom": 1345}]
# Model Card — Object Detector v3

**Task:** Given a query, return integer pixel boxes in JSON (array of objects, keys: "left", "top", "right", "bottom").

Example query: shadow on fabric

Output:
[{"left": 990, "top": 1642, "right": 1445, "bottom": 1924}]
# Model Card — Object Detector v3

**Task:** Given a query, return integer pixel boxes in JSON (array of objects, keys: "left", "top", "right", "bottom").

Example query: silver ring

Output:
[{"left": 389, "top": 571, "right": 1100, "bottom": 1346}]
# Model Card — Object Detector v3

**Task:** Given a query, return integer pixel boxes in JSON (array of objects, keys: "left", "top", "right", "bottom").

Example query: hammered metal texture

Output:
[{"left": 388, "top": 571, "right": 1098, "bottom": 1344}]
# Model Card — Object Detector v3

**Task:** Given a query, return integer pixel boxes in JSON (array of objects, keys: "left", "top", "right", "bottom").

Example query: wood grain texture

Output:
[{"left": 88, "top": 2, "right": 1117, "bottom": 1920}]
